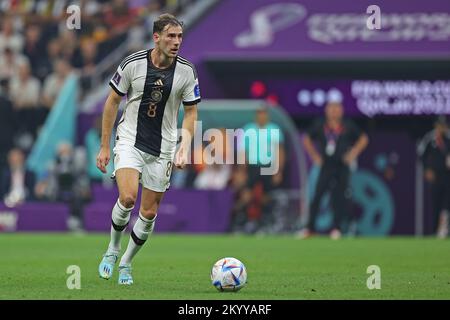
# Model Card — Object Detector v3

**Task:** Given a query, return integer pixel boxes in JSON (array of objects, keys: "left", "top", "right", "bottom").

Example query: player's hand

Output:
[
  {"left": 96, "top": 147, "right": 110, "bottom": 174},
  {"left": 175, "top": 145, "right": 188, "bottom": 169}
]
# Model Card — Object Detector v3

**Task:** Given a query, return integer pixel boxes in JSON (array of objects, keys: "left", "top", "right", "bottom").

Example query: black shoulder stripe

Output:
[
  {"left": 177, "top": 55, "right": 192, "bottom": 64},
  {"left": 120, "top": 51, "right": 145, "bottom": 68},
  {"left": 121, "top": 55, "right": 147, "bottom": 71},
  {"left": 120, "top": 52, "right": 146, "bottom": 69},
  {"left": 177, "top": 59, "right": 197, "bottom": 79},
  {"left": 177, "top": 56, "right": 194, "bottom": 67},
  {"left": 120, "top": 51, "right": 147, "bottom": 69},
  {"left": 121, "top": 49, "right": 147, "bottom": 64}
]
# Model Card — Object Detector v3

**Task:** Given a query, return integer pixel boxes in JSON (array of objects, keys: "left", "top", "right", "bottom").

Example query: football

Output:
[{"left": 210, "top": 257, "right": 247, "bottom": 292}]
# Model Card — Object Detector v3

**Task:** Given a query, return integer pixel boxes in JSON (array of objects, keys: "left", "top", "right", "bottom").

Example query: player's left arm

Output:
[
  {"left": 175, "top": 104, "right": 197, "bottom": 169},
  {"left": 175, "top": 66, "right": 201, "bottom": 169}
]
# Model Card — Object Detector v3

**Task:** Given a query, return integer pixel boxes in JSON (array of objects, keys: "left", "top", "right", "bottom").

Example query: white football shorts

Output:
[{"left": 112, "top": 142, "right": 173, "bottom": 192}]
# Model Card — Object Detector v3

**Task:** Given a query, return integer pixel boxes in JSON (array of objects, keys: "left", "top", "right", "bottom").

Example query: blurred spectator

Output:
[
  {"left": 103, "top": 0, "right": 139, "bottom": 36},
  {"left": 10, "top": 60, "right": 40, "bottom": 110},
  {"left": 194, "top": 128, "right": 233, "bottom": 190},
  {"left": 0, "top": 47, "right": 28, "bottom": 82},
  {"left": 58, "top": 30, "right": 77, "bottom": 63},
  {"left": 76, "top": 39, "right": 99, "bottom": 75},
  {"left": 35, "top": 142, "right": 91, "bottom": 232},
  {"left": 194, "top": 164, "right": 231, "bottom": 190},
  {"left": 228, "top": 165, "right": 251, "bottom": 232},
  {"left": 36, "top": 38, "right": 62, "bottom": 82},
  {"left": 1, "top": 148, "right": 36, "bottom": 207},
  {"left": 300, "top": 102, "right": 369, "bottom": 240},
  {"left": 74, "top": 39, "right": 100, "bottom": 91},
  {"left": 22, "top": 24, "right": 45, "bottom": 75},
  {"left": 0, "top": 16, "right": 24, "bottom": 53},
  {"left": 9, "top": 60, "right": 43, "bottom": 137},
  {"left": 417, "top": 116, "right": 450, "bottom": 238},
  {"left": 41, "top": 58, "right": 72, "bottom": 109},
  {"left": 0, "top": 80, "right": 15, "bottom": 171},
  {"left": 232, "top": 106, "right": 286, "bottom": 233}
]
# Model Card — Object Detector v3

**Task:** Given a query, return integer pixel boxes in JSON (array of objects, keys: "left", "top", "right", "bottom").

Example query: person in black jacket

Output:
[
  {"left": 300, "top": 102, "right": 369, "bottom": 239},
  {"left": 0, "top": 80, "right": 15, "bottom": 173},
  {"left": 417, "top": 116, "right": 450, "bottom": 237}
]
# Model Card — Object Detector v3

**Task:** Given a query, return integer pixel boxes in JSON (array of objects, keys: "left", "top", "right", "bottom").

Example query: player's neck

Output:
[
  {"left": 151, "top": 48, "right": 174, "bottom": 69},
  {"left": 327, "top": 119, "right": 342, "bottom": 129}
]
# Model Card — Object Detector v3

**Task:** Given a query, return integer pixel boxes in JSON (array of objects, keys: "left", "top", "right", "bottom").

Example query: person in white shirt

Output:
[{"left": 96, "top": 13, "right": 200, "bottom": 285}]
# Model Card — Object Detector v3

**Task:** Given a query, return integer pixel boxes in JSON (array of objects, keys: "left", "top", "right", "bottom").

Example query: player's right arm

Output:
[
  {"left": 96, "top": 89, "right": 122, "bottom": 173},
  {"left": 97, "top": 57, "right": 133, "bottom": 173}
]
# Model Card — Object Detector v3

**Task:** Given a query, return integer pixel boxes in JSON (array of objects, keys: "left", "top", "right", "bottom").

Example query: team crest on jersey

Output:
[
  {"left": 112, "top": 71, "right": 121, "bottom": 85},
  {"left": 151, "top": 90, "right": 162, "bottom": 103},
  {"left": 151, "top": 79, "right": 164, "bottom": 103}
]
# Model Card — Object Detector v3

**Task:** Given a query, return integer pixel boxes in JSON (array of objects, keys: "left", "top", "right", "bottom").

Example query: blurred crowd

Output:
[
  {"left": 0, "top": 0, "right": 202, "bottom": 230},
  {"left": 0, "top": 0, "right": 199, "bottom": 169}
]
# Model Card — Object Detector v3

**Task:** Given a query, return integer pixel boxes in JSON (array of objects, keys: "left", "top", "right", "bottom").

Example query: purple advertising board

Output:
[
  {"left": 261, "top": 79, "right": 450, "bottom": 117},
  {"left": 84, "top": 187, "right": 233, "bottom": 233},
  {"left": 182, "top": 0, "right": 450, "bottom": 61},
  {"left": 214, "top": 78, "right": 450, "bottom": 117},
  {"left": 0, "top": 189, "right": 233, "bottom": 233}
]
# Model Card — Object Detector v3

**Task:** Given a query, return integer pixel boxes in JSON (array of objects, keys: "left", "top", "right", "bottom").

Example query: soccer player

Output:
[{"left": 96, "top": 14, "right": 200, "bottom": 285}]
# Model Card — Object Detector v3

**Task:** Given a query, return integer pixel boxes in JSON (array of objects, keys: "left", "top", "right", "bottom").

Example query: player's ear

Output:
[{"left": 153, "top": 32, "right": 160, "bottom": 43}]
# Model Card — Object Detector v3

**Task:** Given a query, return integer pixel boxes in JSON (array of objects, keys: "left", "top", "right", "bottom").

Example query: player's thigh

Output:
[
  {"left": 140, "top": 187, "right": 165, "bottom": 219},
  {"left": 115, "top": 168, "right": 140, "bottom": 206},
  {"left": 141, "top": 157, "right": 173, "bottom": 193},
  {"left": 113, "top": 143, "right": 146, "bottom": 205},
  {"left": 139, "top": 157, "right": 172, "bottom": 219}
]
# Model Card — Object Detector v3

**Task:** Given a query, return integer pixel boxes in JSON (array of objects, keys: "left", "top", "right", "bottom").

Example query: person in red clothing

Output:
[{"left": 103, "top": 0, "right": 140, "bottom": 36}]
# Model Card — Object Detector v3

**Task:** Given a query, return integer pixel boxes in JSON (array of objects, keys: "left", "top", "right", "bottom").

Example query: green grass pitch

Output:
[{"left": 0, "top": 233, "right": 449, "bottom": 299}]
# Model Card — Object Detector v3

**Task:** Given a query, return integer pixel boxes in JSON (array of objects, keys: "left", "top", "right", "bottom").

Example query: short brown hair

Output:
[{"left": 153, "top": 14, "right": 183, "bottom": 34}]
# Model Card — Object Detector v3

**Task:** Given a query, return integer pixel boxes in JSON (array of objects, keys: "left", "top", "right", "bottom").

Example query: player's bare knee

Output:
[
  {"left": 140, "top": 208, "right": 157, "bottom": 220},
  {"left": 120, "top": 195, "right": 137, "bottom": 208}
]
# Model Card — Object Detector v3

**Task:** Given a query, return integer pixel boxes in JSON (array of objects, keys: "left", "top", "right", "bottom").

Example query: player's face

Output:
[{"left": 155, "top": 25, "right": 183, "bottom": 58}]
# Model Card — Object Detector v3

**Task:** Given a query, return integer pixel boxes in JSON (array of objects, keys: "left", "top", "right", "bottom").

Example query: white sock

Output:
[
  {"left": 119, "top": 212, "right": 156, "bottom": 266},
  {"left": 107, "top": 199, "right": 133, "bottom": 254}
]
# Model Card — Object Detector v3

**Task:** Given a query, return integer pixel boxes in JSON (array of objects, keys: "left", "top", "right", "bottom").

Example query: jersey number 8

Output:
[{"left": 147, "top": 104, "right": 157, "bottom": 117}]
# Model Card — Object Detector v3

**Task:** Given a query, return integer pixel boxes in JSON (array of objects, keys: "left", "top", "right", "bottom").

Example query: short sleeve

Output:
[
  {"left": 182, "top": 66, "right": 201, "bottom": 106},
  {"left": 109, "top": 62, "right": 132, "bottom": 96}
]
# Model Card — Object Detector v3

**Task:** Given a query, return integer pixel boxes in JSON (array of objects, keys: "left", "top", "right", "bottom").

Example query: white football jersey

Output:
[{"left": 109, "top": 49, "right": 201, "bottom": 159}]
